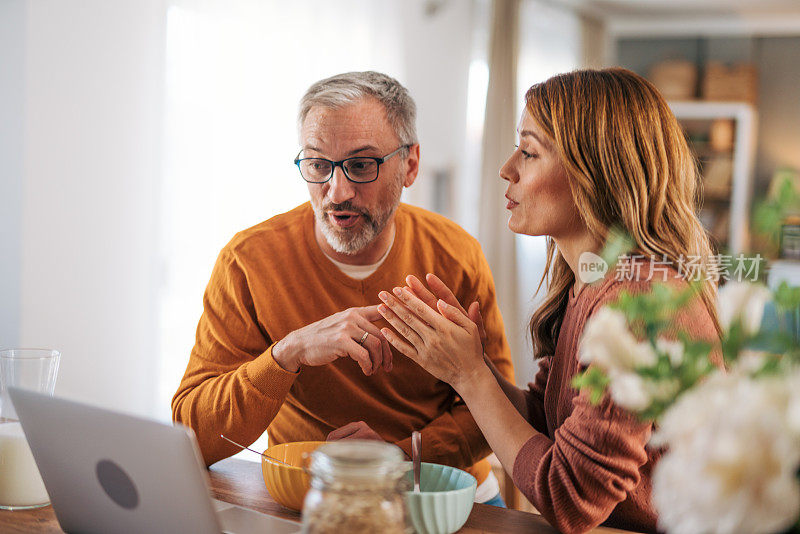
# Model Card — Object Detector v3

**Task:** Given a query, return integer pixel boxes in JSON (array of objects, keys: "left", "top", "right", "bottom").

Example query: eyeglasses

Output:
[{"left": 294, "top": 145, "right": 412, "bottom": 184}]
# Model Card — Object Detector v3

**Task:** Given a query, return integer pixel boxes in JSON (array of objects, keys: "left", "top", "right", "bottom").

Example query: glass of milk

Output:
[{"left": 0, "top": 349, "right": 60, "bottom": 510}]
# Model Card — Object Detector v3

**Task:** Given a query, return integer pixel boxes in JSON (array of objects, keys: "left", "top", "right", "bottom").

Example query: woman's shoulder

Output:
[
  {"left": 581, "top": 257, "right": 685, "bottom": 304},
  {"left": 579, "top": 257, "right": 718, "bottom": 344}
]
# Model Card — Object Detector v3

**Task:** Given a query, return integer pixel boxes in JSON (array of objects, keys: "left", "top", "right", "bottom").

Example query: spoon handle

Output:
[
  {"left": 412, "top": 431, "right": 421, "bottom": 493},
  {"left": 220, "top": 434, "right": 294, "bottom": 468}
]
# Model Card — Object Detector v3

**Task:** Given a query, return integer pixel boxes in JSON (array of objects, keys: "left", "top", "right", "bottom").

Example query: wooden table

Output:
[{"left": 0, "top": 458, "right": 631, "bottom": 533}]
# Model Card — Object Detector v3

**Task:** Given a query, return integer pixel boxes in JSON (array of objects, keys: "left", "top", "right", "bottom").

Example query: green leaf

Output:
[
  {"left": 572, "top": 367, "right": 610, "bottom": 405},
  {"left": 753, "top": 201, "right": 783, "bottom": 238},
  {"left": 775, "top": 282, "right": 800, "bottom": 310},
  {"left": 752, "top": 171, "right": 800, "bottom": 244}
]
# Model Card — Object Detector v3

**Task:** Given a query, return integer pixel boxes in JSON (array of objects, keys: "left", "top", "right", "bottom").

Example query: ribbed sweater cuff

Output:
[
  {"left": 243, "top": 343, "right": 298, "bottom": 399},
  {"left": 512, "top": 433, "right": 552, "bottom": 490}
]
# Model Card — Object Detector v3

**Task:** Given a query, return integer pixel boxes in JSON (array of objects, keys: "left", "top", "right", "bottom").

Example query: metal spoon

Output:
[
  {"left": 220, "top": 434, "right": 295, "bottom": 468},
  {"left": 411, "top": 431, "right": 421, "bottom": 493}
]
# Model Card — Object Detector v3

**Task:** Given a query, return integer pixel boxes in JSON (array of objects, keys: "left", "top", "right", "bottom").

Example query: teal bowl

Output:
[{"left": 403, "top": 462, "right": 477, "bottom": 534}]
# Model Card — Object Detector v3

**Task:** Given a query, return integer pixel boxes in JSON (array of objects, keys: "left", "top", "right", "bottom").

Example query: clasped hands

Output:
[
  {"left": 376, "top": 273, "right": 488, "bottom": 392},
  {"left": 273, "top": 273, "right": 486, "bottom": 383},
  {"left": 277, "top": 273, "right": 489, "bottom": 443}
]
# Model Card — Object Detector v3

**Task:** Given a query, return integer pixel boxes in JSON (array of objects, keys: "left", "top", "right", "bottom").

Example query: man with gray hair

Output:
[{"left": 172, "top": 71, "right": 514, "bottom": 506}]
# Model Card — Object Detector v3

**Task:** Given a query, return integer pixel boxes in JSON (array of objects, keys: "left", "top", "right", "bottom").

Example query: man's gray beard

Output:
[{"left": 315, "top": 175, "right": 403, "bottom": 255}]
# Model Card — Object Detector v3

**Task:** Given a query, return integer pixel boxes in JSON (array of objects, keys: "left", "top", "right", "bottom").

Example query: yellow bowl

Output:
[{"left": 260, "top": 441, "right": 324, "bottom": 511}]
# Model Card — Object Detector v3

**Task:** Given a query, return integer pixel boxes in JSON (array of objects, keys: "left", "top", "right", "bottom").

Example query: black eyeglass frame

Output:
[{"left": 293, "top": 144, "right": 413, "bottom": 184}]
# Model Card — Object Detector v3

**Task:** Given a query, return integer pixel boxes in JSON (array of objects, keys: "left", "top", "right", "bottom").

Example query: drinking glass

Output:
[{"left": 0, "top": 348, "right": 61, "bottom": 510}]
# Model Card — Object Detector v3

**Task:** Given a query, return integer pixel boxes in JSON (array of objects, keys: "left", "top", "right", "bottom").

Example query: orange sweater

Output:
[
  {"left": 172, "top": 202, "right": 514, "bottom": 485},
  {"left": 512, "top": 272, "right": 719, "bottom": 534}
]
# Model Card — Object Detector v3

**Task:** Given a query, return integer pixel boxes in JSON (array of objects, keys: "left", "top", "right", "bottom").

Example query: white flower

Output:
[
  {"left": 652, "top": 371, "right": 800, "bottom": 534},
  {"left": 655, "top": 337, "right": 684, "bottom": 366},
  {"left": 717, "top": 282, "right": 771, "bottom": 335},
  {"left": 654, "top": 439, "right": 800, "bottom": 534},
  {"left": 735, "top": 349, "right": 772, "bottom": 373},
  {"left": 609, "top": 372, "right": 651, "bottom": 411},
  {"left": 606, "top": 371, "right": 680, "bottom": 413},
  {"left": 785, "top": 369, "right": 800, "bottom": 439},
  {"left": 644, "top": 376, "right": 680, "bottom": 403},
  {"left": 579, "top": 307, "right": 657, "bottom": 372},
  {"left": 649, "top": 371, "right": 729, "bottom": 448}
]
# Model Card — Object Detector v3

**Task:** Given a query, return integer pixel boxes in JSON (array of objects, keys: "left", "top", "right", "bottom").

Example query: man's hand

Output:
[
  {"left": 326, "top": 421, "right": 384, "bottom": 442},
  {"left": 272, "top": 306, "right": 392, "bottom": 376}
]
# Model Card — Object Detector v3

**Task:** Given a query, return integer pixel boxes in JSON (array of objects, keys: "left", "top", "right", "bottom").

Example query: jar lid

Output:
[{"left": 309, "top": 440, "right": 406, "bottom": 481}]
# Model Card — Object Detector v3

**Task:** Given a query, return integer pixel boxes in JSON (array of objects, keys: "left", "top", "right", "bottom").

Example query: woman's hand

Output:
[
  {"left": 377, "top": 284, "right": 486, "bottom": 392},
  {"left": 404, "top": 274, "right": 489, "bottom": 351}
]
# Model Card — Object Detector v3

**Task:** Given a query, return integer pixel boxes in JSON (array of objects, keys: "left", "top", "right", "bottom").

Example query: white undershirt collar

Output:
[{"left": 324, "top": 229, "right": 396, "bottom": 280}]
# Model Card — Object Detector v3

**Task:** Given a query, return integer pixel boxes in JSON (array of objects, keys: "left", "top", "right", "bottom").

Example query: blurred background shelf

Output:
[{"left": 668, "top": 101, "right": 758, "bottom": 253}]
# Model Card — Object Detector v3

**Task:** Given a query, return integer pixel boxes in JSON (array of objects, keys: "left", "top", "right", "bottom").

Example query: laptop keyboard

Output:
[{"left": 212, "top": 499, "right": 300, "bottom": 534}]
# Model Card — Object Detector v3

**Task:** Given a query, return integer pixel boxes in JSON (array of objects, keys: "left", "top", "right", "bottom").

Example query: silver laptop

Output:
[{"left": 8, "top": 387, "right": 300, "bottom": 534}]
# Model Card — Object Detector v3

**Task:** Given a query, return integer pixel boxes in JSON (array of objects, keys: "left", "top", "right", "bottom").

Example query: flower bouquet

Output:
[{"left": 574, "top": 277, "right": 800, "bottom": 534}]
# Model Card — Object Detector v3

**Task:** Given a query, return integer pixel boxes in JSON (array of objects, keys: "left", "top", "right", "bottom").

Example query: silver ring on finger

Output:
[{"left": 357, "top": 331, "right": 369, "bottom": 346}]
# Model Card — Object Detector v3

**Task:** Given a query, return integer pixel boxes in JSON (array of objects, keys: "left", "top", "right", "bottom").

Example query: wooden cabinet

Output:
[{"left": 668, "top": 101, "right": 758, "bottom": 254}]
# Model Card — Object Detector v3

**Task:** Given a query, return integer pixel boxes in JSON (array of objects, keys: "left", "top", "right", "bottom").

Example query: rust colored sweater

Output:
[
  {"left": 512, "top": 272, "right": 719, "bottom": 534},
  {"left": 172, "top": 202, "right": 514, "bottom": 485}
]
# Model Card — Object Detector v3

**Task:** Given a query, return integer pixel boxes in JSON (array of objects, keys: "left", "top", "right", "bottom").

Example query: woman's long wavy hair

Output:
[{"left": 527, "top": 67, "right": 721, "bottom": 359}]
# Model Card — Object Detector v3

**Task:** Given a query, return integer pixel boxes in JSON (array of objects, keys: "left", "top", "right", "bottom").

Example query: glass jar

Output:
[{"left": 301, "top": 440, "right": 409, "bottom": 534}]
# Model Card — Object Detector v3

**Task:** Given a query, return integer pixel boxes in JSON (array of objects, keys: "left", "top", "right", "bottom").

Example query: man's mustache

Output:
[{"left": 323, "top": 201, "right": 370, "bottom": 219}]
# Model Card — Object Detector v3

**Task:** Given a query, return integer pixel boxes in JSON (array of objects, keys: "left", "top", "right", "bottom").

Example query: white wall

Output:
[
  {"left": 18, "top": 0, "right": 166, "bottom": 416},
  {"left": 400, "top": 0, "right": 477, "bottom": 220},
  {"left": 756, "top": 37, "right": 800, "bottom": 183},
  {"left": 0, "top": 0, "right": 25, "bottom": 349}
]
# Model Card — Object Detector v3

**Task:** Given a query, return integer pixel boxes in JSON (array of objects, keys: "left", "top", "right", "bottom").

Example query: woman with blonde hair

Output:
[{"left": 376, "top": 68, "right": 720, "bottom": 533}]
